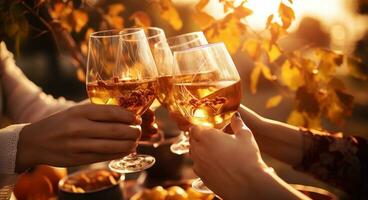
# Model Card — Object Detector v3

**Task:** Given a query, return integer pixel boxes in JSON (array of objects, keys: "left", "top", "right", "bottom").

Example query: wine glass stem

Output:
[
  {"left": 127, "top": 152, "right": 137, "bottom": 158},
  {"left": 170, "top": 131, "right": 190, "bottom": 155},
  {"left": 184, "top": 131, "right": 189, "bottom": 138}
]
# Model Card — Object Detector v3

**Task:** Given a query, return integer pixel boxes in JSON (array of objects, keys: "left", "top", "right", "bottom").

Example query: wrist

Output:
[
  {"left": 226, "top": 161, "right": 270, "bottom": 200},
  {"left": 16, "top": 124, "right": 39, "bottom": 173},
  {"left": 244, "top": 159, "right": 271, "bottom": 182}
]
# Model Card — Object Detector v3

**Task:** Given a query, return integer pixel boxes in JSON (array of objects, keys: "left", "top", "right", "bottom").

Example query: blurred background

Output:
[{"left": 1, "top": 0, "right": 368, "bottom": 199}]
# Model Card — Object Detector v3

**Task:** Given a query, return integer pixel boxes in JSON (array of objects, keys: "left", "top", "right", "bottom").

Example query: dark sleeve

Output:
[{"left": 293, "top": 128, "right": 368, "bottom": 199}]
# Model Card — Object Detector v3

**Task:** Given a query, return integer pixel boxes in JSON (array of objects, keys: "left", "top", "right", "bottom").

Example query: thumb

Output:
[{"left": 231, "top": 112, "right": 252, "bottom": 137}]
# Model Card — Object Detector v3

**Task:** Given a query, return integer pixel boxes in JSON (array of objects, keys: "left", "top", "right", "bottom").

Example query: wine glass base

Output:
[
  {"left": 192, "top": 178, "right": 213, "bottom": 194},
  {"left": 170, "top": 140, "right": 189, "bottom": 155},
  {"left": 108, "top": 154, "right": 155, "bottom": 174}
]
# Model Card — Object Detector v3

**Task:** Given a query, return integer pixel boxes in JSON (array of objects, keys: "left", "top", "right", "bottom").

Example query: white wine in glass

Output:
[
  {"left": 120, "top": 27, "right": 167, "bottom": 146},
  {"left": 172, "top": 43, "right": 242, "bottom": 193},
  {"left": 153, "top": 32, "right": 208, "bottom": 155},
  {"left": 86, "top": 29, "right": 158, "bottom": 173}
]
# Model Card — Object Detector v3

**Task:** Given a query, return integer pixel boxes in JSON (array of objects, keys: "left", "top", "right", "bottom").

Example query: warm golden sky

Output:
[{"left": 177, "top": 0, "right": 368, "bottom": 49}]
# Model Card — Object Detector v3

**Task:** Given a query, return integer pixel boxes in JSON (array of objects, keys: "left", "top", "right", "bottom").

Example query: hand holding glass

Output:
[
  {"left": 172, "top": 43, "right": 242, "bottom": 193},
  {"left": 86, "top": 29, "right": 158, "bottom": 173}
]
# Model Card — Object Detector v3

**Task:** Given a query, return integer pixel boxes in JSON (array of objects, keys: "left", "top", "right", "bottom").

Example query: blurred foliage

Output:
[{"left": 0, "top": 0, "right": 367, "bottom": 130}]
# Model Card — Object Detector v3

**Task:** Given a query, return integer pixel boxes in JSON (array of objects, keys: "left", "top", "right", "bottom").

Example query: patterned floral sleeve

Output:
[{"left": 293, "top": 128, "right": 368, "bottom": 199}]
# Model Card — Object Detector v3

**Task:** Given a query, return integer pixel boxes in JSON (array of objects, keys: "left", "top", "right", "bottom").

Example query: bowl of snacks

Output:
[
  {"left": 58, "top": 168, "right": 123, "bottom": 200},
  {"left": 131, "top": 181, "right": 217, "bottom": 200}
]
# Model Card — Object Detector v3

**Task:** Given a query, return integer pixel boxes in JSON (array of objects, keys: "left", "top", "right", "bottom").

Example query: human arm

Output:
[
  {"left": 238, "top": 105, "right": 306, "bottom": 166},
  {"left": 0, "top": 41, "right": 74, "bottom": 189},
  {"left": 0, "top": 104, "right": 141, "bottom": 188},
  {"left": 238, "top": 105, "right": 368, "bottom": 198},
  {"left": 189, "top": 113, "right": 310, "bottom": 200},
  {"left": 0, "top": 41, "right": 149, "bottom": 185},
  {"left": 0, "top": 41, "right": 75, "bottom": 124}
]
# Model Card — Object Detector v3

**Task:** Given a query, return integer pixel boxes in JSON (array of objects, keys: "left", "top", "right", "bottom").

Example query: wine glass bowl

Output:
[
  {"left": 153, "top": 32, "right": 208, "bottom": 155},
  {"left": 171, "top": 42, "right": 242, "bottom": 193},
  {"left": 86, "top": 29, "right": 158, "bottom": 173},
  {"left": 172, "top": 43, "right": 242, "bottom": 129},
  {"left": 120, "top": 27, "right": 167, "bottom": 147}
]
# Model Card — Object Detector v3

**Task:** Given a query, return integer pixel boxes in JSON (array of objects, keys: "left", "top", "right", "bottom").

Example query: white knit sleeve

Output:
[
  {"left": 0, "top": 124, "right": 28, "bottom": 188},
  {"left": 0, "top": 41, "right": 75, "bottom": 124}
]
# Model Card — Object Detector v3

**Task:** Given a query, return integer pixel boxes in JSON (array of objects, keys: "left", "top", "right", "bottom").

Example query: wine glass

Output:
[
  {"left": 172, "top": 43, "right": 242, "bottom": 193},
  {"left": 86, "top": 29, "right": 158, "bottom": 173},
  {"left": 120, "top": 27, "right": 167, "bottom": 146},
  {"left": 153, "top": 32, "right": 208, "bottom": 155}
]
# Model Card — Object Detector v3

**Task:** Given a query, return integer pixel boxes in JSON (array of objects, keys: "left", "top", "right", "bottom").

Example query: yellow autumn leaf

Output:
[
  {"left": 288, "top": 111, "right": 320, "bottom": 129},
  {"left": 266, "top": 14, "right": 273, "bottom": 28},
  {"left": 105, "top": 15, "right": 124, "bottom": 29},
  {"left": 205, "top": 15, "right": 245, "bottom": 54},
  {"left": 193, "top": 11, "right": 215, "bottom": 29},
  {"left": 314, "top": 49, "right": 344, "bottom": 81},
  {"left": 80, "top": 41, "right": 88, "bottom": 56},
  {"left": 299, "top": 57, "right": 316, "bottom": 73},
  {"left": 223, "top": 1, "right": 233, "bottom": 12},
  {"left": 76, "top": 68, "right": 86, "bottom": 82},
  {"left": 295, "top": 111, "right": 321, "bottom": 129},
  {"left": 73, "top": 10, "right": 88, "bottom": 33},
  {"left": 108, "top": 3, "right": 125, "bottom": 16},
  {"left": 81, "top": 29, "right": 94, "bottom": 56},
  {"left": 269, "top": 23, "right": 283, "bottom": 45},
  {"left": 233, "top": 5, "right": 253, "bottom": 19},
  {"left": 130, "top": 11, "right": 151, "bottom": 27},
  {"left": 85, "top": 28, "right": 94, "bottom": 40},
  {"left": 242, "top": 39, "right": 261, "bottom": 60},
  {"left": 306, "top": 115, "right": 322, "bottom": 129},
  {"left": 266, "top": 95, "right": 283, "bottom": 108},
  {"left": 60, "top": 21, "right": 72, "bottom": 32},
  {"left": 196, "top": 0, "right": 209, "bottom": 11},
  {"left": 324, "top": 90, "right": 353, "bottom": 126},
  {"left": 50, "top": 2, "right": 73, "bottom": 19},
  {"left": 264, "top": 42, "right": 282, "bottom": 63},
  {"left": 278, "top": 2, "right": 295, "bottom": 29},
  {"left": 250, "top": 62, "right": 262, "bottom": 94},
  {"left": 50, "top": 2, "right": 74, "bottom": 32},
  {"left": 261, "top": 64, "right": 276, "bottom": 81},
  {"left": 287, "top": 110, "right": 304, "bottom": 126},
  {"left": 280, "top": 60, "right": 303, "bottom": 91},
  {"left": 158, "top": 0, "right": 183, "bottom": 30}
]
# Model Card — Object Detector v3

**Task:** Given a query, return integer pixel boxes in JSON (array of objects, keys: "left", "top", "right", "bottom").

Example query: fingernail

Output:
[
  {"left": 135, "top": 116, "right": 142, "bottom": 125},
  {"left": 234, "top": 112, "right": 251, "bottom": 132},
  {"left": 235, "top": 112, "right": 241, "bottom": 118}
]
